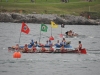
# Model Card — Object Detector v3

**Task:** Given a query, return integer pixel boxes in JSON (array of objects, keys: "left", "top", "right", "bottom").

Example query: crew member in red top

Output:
[
  {"left": 31, "top": 45, "right": 37, "bottom": 52},
  {"left": 40, "top": 45, "right": 46, "bottom": 52},
  {"left": 60, "top": 45, "right": 66, "bottom": 52},
  {"left": 15, "top": 44, "right": 19, "bottom": 50},
  {"left": 49, "top": 45, "right": 54, "bottom": 52},
  {"left": 23, "top": 44, "right": 28, "bottom": 53}
]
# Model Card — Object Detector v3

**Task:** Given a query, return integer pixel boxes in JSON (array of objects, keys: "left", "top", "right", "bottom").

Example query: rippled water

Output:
[{"left": 0, "top": 23, "right": 100, "bottom": 75}]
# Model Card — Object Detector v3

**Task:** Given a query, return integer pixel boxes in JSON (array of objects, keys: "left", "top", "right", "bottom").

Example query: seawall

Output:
[{"left": 0, "top": 13, "right": 99, "bottom": 25}]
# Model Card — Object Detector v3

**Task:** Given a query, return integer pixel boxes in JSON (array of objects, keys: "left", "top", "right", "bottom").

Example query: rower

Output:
[
  {"left": 31, "top": 45, "right": 37, "bottom": 52},
  {"left": 55, "top": 40, "right": 60, "bottom": 47},
  {"left": 40, "top": 45, "right": 46, "bottom": 52},
  {"left": 23, "top": 44, "right": 29, "bottom": 53},
  {"left": 60, "top": 45, "right": 66, "bottom": 52},
  {"left": 49, "top": 45, "right": 54, "bottom": 52}
]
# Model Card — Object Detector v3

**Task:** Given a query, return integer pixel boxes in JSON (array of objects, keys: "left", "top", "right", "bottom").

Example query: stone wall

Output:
[{"left": 0, "top": 13, "right": 99, "bottom": 25}]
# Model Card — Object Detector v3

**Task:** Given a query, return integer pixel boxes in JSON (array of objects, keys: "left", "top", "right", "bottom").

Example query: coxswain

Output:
[
  {"left": 45, "top": 40, "right": 49, "bottom": 46},
  {"left": 48, "top": 40, "right": 53, "bottom": 46},
  {"left": 60, "top": 45, "right": 66, "bottom": 52},
  {"left": 28, "top": 39, "right": 34, "bottom": 48},
  {"left": 78, "top": 41, "right": 82, "bottom": 50},
  {"left": 75, "top": 41, "right": 82, "bottom": 53},
  {"left": 34, "top": 41, "right": 39, "bottom": 47},
  {"left": 55, "top": 40, "right": 60, "bottom": 47}
]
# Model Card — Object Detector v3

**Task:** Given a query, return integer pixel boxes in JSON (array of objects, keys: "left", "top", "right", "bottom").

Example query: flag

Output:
[
  {"left": 61, "top": 24, "right": 65, "bottom": 28},
  {"left": 21, "top": 22, "right": 30, "bottom": 34},
  {"left": 51, "top": 21, "right": 58, "bottom": 28},
  {"left": 41, "top": 24, "right": 48, "bottom": 32}
]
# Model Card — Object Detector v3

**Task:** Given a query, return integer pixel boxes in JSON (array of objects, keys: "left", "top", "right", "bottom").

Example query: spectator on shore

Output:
[
  {"left": 6, "top": 0, "right": 8, "bottom": 2},
  {"left": 14, "top": 0, "right": 18, "bottom": 2},
  {"left": 31, "top": 0, "right": 34, "bottom": 2}
]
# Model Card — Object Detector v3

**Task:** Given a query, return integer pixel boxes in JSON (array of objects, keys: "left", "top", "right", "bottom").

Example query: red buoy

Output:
[{"left": 49, "top": 36, "right": 54, "bottom": 40}]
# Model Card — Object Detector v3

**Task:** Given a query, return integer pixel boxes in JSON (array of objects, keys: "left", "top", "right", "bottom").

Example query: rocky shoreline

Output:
[{"left": 0, "top": 13, "right": 100, "bottom": 25}]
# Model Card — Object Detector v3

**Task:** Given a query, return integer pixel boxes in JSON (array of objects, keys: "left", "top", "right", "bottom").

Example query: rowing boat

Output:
[{"left": 8, "top": 46, "right": 87, "bottom": 54}]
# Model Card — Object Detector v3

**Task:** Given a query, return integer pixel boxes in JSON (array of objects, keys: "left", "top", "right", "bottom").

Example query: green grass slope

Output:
[{"left": 0, "top": 0, "right": 100, "bottom": 16}]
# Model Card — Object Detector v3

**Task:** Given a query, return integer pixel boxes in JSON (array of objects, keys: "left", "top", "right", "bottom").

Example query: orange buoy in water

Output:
[
  {"left": 13, "top": 52, "right": 21, "bottom": 58},
  {"left": 80, "top": 48, "right": 87, "bottom": 54}
]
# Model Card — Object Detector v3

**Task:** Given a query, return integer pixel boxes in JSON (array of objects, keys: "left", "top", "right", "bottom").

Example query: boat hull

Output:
[{"left": 8, "top": 47, "right": 87, "bottom": 54}]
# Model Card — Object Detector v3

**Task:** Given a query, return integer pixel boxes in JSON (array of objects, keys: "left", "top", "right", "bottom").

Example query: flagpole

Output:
[
  {"left": 39, "top": 28, "right": 41, "bottom": 43},
  {"left": 18, "top": 31, "right": 21, "bottom": 52},
  {"left": 61, "top": 26, "right": 62, "bottom": 34},
  {"left": 18, "top": 32, "right": 22, "bottom": 45},
  {"left": 51, "top": 26, "right": 52, "bottom": 36}
]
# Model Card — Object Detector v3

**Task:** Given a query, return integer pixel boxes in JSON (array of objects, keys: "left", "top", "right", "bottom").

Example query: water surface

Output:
[{"left": 0, "top": 23, "right": 100, "bottom": 75}]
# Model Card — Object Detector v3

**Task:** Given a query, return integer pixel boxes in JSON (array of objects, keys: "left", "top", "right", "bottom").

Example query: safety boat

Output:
[{"left": 65, "top": 30, "right": 78, "bottom": 38}]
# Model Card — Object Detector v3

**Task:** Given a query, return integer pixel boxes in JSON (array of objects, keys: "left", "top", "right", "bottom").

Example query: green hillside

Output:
[{"left": 0, "top": 0, "right": 100, "bottom": 16}]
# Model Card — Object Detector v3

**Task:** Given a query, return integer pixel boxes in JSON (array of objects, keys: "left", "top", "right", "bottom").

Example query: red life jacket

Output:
[
  {"left": 24, "top": 47, "right": 28, "bottom": 52},
  {"left": 33, "top": 47, "right": 36, "bottom": 52}
]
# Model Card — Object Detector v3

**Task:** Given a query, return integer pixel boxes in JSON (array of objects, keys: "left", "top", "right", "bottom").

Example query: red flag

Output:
[{"left": 21, "top": 22, "right": 30, "bottom": 34}]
